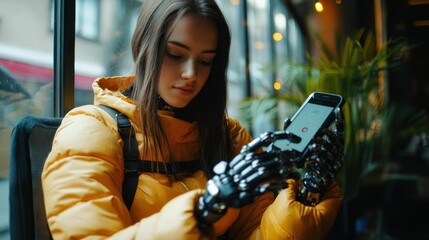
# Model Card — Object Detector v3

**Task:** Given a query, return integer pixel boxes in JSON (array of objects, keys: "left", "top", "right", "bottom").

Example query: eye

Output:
[
  {"left": 166, "top": 51, "right": 183, "bottom": 59},
  {"left": 199, "top": 58, "right": 213, "bottom": 66}
]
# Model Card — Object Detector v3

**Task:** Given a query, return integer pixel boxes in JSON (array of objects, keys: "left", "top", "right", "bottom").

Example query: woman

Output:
[{"left": 42, "top": 0, "right": 342, "bottom": 239}]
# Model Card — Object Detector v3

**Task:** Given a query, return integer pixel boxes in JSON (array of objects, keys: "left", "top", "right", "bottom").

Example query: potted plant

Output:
[{"left": 239, "top": 29, "right": 429, "bottom": 199}]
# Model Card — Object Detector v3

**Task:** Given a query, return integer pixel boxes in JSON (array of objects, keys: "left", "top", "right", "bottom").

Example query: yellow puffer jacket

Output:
[{"left": 42, "top": 76, "right": 342, "bottom": 239}]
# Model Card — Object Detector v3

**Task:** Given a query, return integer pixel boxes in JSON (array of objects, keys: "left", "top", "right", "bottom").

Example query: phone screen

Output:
[
  {"left": 272, "top": 102, "right": 334, "bottom": 153},
  {"left": 286, "top": 103, "right": 333, "bottom": 152}
]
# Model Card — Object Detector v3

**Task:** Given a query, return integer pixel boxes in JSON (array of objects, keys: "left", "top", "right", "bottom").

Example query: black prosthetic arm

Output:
[
  {"left": 195, "top": 131, "right": 302, "bottom": 230},
  {"left": 296, "top": 107, "right": 345, "bottom": 206},
  {"left": 195, "top": 131, "right": 301, "bottom": 229},
  {"left": 195, "top": 108, "right": 345, "bottom": 230}
]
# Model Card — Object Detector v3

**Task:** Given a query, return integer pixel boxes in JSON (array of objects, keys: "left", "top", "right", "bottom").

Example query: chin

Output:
[
  {"left": 168, "top": 100, "right": 189, "bottom": 109},
  {"left": 173, "top": 104, "right": 189, "bottom": 109}
]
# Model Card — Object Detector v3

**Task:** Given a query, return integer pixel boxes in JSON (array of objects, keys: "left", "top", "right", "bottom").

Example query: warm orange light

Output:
[
  {"left": 273, "top": 81, "right": 282, "bottom": 90},
  {"left": 255, "top": 41, "right": 265, "bottom": 49},
  {"left": 230, "top": 0, "right": 240, "bottom": 6},
  {"left": 315, "top": 1, "right": 324, "bottom": 12},
  {"left": 273, "top": 32, "right": 283, "bottom": 41}
]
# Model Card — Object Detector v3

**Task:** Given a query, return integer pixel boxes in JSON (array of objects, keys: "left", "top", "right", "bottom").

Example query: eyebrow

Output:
[{"left": 167, "top": 41, "right": 217, "bottom": 54}]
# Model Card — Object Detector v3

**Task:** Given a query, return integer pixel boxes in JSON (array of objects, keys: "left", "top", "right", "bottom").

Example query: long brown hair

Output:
[{"left": 131, "top": 0, "right": 232, "bottom": 177}]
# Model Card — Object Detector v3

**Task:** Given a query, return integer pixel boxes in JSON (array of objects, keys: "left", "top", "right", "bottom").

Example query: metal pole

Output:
[
  {"left": 241, "top": 0, "right": 251, "bottom": 98},
  {"left": 53, "top": 0, "right": 75, "bottom": 117}
]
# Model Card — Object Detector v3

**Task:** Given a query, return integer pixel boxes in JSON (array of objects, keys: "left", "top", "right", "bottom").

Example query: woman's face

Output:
[{"left": 158, "top": 13, "right": 218, "bottom": 108}]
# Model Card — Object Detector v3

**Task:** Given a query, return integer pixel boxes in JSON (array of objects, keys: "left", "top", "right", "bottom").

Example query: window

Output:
[
  {"left": 0, "top": 0, "right": 55, "bottom": 125},
  {"left": 76, "top": 0, "right": 100, "bottom": 41},
  {"left": 246, "top": 0, "right": 306, "bottom": 135},
  {"left": 74, "top": 0, "right": 139, "bottom": 107},
  {"left": 1, "top": 1, "right": 55, "bottom": 237},
  {"left": 51, "top": 0, "right": 100, "bottom": 41},
  {"left": 216, "top": 0, "right": 247, "bottom": 120}
]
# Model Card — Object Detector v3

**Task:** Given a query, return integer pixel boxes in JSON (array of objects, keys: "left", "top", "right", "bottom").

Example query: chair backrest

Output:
[{"left": 9, "top": 115, "right": 62, "bottom": 240}]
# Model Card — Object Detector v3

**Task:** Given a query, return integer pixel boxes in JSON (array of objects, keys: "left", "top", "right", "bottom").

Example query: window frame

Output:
[{"left": 53, "top": 0, "right": 75, "bottom": 117}]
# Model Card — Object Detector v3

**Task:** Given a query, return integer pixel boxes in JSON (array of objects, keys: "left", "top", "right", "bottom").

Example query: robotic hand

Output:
[
  {"left": 296, "top": 107, "right": 345, "bottom": 206},
  {"left": 194, "top": 130, "right": 302, "bottom": 231},
  {"left": 194, "top": 108, "right": 345, "bottom": 231}
]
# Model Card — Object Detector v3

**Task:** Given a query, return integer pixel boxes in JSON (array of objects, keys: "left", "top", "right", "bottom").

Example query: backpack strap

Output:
[
  {"left": 125, "top": 159, "right": 200, "bottom": 175},
  {"left": 97, "top": 105, "right": 201, "bottom": 210},
  {"left": 98, "top": 105, "right": 139, "bottom": 210}
]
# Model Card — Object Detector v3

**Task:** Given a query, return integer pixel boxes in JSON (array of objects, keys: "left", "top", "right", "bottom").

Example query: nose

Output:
[{"left": 181, "top": 59, "right": 197, "bottom": 81}]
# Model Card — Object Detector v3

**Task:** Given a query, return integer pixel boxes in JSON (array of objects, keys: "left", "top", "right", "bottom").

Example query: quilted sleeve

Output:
[
  {"left": 42, "top": 106, "right": 210, "bottom": 239},
  {"left": 42, "top": 105, "right": 134, "bottom": 239},
  {"left": 249, "top": 179, "right": 342, "bottom": 240}
]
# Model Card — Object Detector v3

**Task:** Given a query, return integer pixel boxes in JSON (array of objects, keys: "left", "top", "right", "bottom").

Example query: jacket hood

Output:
[{"left": 92, "top": 75, "right": 139, "bottom": 121}]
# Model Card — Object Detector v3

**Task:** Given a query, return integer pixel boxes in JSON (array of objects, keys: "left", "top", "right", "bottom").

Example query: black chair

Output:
[{"left": 9, "top": 115, "right": 62, "bottom": 240}]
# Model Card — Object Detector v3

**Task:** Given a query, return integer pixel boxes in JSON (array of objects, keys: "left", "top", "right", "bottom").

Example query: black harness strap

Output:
[
  {"left": 97, "top": 105, "right": 200, "bottom": 210},
  {"left": 98, "top": 105, "right": 139, "bottom": 209},
  {"left": 125, "top": 159, "right": 200, "bottom": 175},
  {"left": 116, "top": 113, "right": 140, "bottom": 210}
]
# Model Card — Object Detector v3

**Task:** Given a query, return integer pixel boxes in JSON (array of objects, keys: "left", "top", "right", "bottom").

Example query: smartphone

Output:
[{"left": 270, "top": 92, "right": 344, "bottom": 156}]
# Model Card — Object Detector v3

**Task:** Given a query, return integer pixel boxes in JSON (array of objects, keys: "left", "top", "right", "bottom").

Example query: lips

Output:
[{"left": 173, "top": 86, "right": 194, "bottom": 96}]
